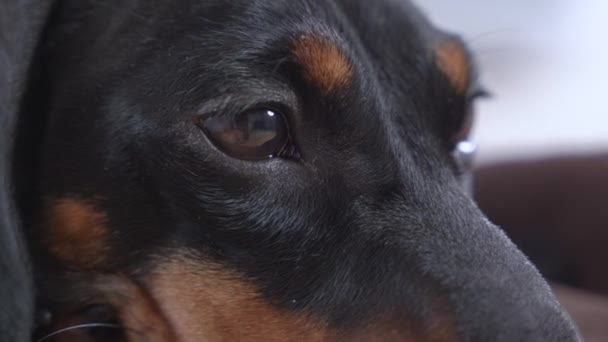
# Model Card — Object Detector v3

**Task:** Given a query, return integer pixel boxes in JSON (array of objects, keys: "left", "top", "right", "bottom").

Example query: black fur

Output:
[{"left": 2, "top": 0, "right": 580, "bottom": 340}]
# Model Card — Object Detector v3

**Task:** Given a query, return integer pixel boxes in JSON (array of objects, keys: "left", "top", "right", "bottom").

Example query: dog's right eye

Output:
[{"left": 199, "top": 108, "right": 294, "bottom": 161}]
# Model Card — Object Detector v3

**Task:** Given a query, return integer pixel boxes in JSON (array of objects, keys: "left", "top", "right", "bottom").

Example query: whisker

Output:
[
  {"left": 465, "top": 28, "right": 524, "bottom": 47},
  {"left": 37, "top": 323, "right": 122, "bottom": 342}
]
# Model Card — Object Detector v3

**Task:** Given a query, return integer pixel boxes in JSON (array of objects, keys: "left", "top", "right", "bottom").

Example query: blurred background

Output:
[
  {"left": 419, "top": 0, "right": 608, "bottom": 164},
  {"left": 417, "top": 1, "right": 608, "bottom": 340}
]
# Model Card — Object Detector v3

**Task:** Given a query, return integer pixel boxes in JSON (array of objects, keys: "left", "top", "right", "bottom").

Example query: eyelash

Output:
[{"left": 468, "top": 88, "right": 491, "bottom": 101}]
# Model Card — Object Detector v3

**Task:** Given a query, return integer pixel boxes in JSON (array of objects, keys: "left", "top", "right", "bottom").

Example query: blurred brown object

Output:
[
  {"left": 474, "top": 153, "right": 608, "bottom": 340},
  {"left": 474, "top": 153, "right": 608, "bottom": 294},
  {"left": 552, "top": 285, "right": 608, "bottom": 342}
]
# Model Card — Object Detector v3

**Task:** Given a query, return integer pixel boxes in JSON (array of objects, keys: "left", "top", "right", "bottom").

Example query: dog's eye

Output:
[
  {"left": 450, "top": 89, "right": 489, "bottom": 148},
  {"left": 200, "top": 109, "right": 291, "bottom": 160}
]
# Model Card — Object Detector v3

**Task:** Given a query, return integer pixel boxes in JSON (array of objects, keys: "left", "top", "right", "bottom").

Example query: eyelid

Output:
[
  {"left": 198, "top": 100, "right": 292, "bottom": 122},
  {"left": 197, "top": 102, "right": 250, "bottom": 122}
]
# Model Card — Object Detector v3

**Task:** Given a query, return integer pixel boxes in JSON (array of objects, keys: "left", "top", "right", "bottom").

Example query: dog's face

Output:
[{"left": 25, "top": 0, "right": 578, "bottom": 341}]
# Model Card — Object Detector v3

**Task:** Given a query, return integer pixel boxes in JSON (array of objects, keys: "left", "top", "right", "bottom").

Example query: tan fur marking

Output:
[
  {"left": 146, "top": 253, "right": 458, "bottom": 341},
  {"left": 434, "top": 39, "right": 470, "bottom": 93},
  {"left": 292, "top": 34, "right": 352, "bottom": 93},
  {"left": 43, "top": 196, "right": 108, "bottom": 268},
  {"left": 147, "top": 253, "right": 328, "bottom": 342},
  {"left": 96, "top": 275, "right": 176, "bottom": 341}
]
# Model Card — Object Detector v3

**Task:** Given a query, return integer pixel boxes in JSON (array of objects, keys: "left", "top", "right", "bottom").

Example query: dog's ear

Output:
[{"left": 0, "top": 1, "right": 56, "bottom": 341}]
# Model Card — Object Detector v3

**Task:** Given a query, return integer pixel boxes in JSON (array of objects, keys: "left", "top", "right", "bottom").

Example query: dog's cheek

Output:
[
  {"left": 144, "top": 254, "right": 328, "bottom": 342},
  {"left": 41, "top": 196, "right": 109, "bottom": 268}
]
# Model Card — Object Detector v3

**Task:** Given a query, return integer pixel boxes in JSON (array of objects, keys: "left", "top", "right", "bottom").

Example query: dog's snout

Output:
[
  {"left": 434, "top": 225, "right": 581, "bottom": 341},
  {"left": 360, "top": 189, "right": 581, "bottom": 341},
  {"left": 420, "top": 218, "right": 581, "bottom": 341}
]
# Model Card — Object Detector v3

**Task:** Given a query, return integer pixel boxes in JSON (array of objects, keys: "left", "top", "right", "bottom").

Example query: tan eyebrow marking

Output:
[
  {"left": 43, "top": 196, "right": 108, "bottom": 268},
  {"left": 434, "top": 39, "right": 470, "bottom": 93},
  {"left": 291, "top": 34, "right": 352, "bottom": 94}
]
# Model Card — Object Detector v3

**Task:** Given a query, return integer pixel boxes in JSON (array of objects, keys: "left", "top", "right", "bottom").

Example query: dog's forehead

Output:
[{"left": 117, "top": 0, "right": 471, "bottom": 128}]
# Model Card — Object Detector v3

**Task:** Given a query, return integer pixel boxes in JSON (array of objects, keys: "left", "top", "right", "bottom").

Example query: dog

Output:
[{"left": 0, "top": 0, "right": 581, "bottom": 341}]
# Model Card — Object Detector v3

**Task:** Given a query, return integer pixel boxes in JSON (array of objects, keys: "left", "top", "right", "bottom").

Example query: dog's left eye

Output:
[{"left": 199, "top": 108, "right": 292, "bottom": 160}]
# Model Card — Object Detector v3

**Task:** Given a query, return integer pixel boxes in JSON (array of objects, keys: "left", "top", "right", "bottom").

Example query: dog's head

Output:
[{"left": 11, "top": 0, "right": 579, "bottom": 340}]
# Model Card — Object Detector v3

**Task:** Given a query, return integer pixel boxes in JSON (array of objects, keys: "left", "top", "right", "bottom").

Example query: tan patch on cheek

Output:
[
  {"left": 43, "top": 196, "right": 108, "bottom": 268},
  {"left": 434, "top": 39, "right": 470, "bottom": 93},
  {"left": 147, "top": 255, "right": 328, "bottom": 342},
  {"left": 292, "top": 34, "right": 352, "bottom": 94}
]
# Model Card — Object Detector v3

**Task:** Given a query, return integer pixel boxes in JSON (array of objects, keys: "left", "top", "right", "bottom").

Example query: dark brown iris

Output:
[{"left": 201, "top": 109, "right": 289, "bottom": 160}]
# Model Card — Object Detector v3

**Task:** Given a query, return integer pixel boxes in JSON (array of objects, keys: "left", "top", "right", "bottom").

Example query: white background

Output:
[{"left": 417, "top": 0, "right": 608, "bottom": 164}]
